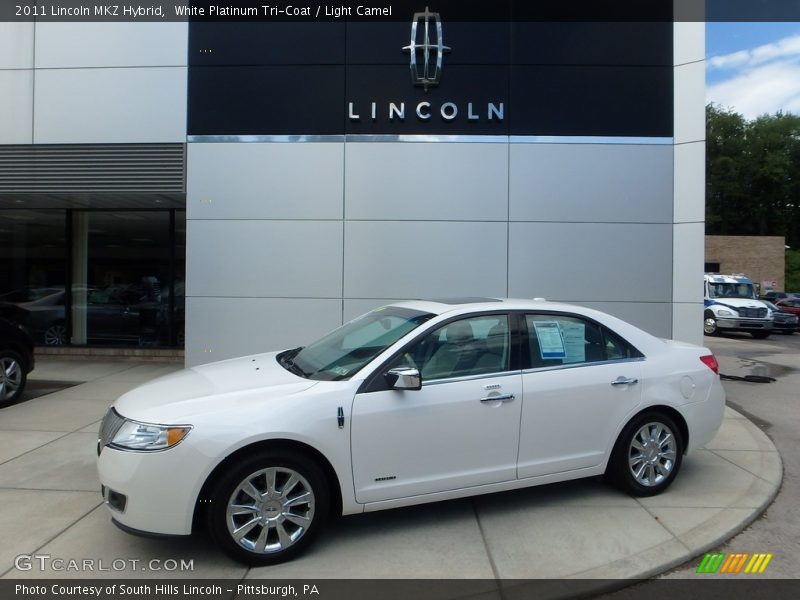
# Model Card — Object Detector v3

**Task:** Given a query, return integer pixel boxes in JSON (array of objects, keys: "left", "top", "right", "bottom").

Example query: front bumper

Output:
[
  {"left": 715, "top": 318, "right": 773, "bottom": 332},
  {"left": 772, "top": 320, "right": 797, "bottom": 332},
  {"left": 97, "top": 442, "right": 212, "bottom": 536}
]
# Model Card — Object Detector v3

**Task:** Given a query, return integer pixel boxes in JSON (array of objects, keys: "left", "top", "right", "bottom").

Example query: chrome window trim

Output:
[
  {"left": 422, "top": 369, "right": 522, "bottom": 387},
  {"left": 521, "top": 356, "right": 646, "bottom": 376}
]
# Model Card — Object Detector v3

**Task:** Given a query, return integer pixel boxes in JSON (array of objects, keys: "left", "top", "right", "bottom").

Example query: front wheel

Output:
[
  {"left": 703, "top": 312, "right": 719, "bottom": 336},
  {"left": 0, "top": 351, "right": 27, "bottom": 406},
  {"left": 43, "top": 323, "right": 67, "bottom": 345},
  {"left": 608, "top": 412, "right": 684, "bottom": 497},
  {"left": 207, "top": 451, "right": 329, "bottom": 565}
]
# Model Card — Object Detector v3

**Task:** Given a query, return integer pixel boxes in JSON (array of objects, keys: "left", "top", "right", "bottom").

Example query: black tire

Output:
[
  {"left": 207, "top": 450, "right": 329, "bottom": 566},
  {"left": 751, "top": 331, "right": 771, "bottom": 339},
  {"left": 608, "top": 412, "right": 684, "bottom": 497},
  {"left": 703, "top": 311, "right": 719, "bottom": 336},
  {"left": 0, "top": 350, "right": 27, "bottom": 407}
]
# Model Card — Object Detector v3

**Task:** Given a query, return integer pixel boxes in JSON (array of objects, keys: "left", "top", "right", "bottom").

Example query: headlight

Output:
[
  {"left": 716, "top": 309, "right": 734, "bottom": 317},
  {"left": 110, "top": 419, "right": 192, "bottom": 452}
]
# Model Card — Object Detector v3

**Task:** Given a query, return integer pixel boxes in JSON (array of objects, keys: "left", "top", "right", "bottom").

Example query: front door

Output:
[{"left": 351, "top": 314, "right": 522, "bottom": 504}]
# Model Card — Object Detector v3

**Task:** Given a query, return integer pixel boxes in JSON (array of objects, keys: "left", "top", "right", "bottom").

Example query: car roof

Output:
[
  {"left": 377, "top": 298, "right": 667, "bottom": 355},
  {"left": 386, "top": 297, "right": 561, "bottom": 315}
]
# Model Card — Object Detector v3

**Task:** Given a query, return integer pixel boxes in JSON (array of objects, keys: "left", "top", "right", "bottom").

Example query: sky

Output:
[{"left": 706, "top": 22, "right": 800, "bottom": 118}]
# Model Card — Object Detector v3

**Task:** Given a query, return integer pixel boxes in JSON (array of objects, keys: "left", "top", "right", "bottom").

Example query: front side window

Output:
[
  {"left": 525, "top": 314, "right": 641, "bottom": 369},
  {"left": 391, "top": 314, "right": 510, "bottom": 381},
  {"left": 287, "top": 307, "right": 434, "bottom": 381}
]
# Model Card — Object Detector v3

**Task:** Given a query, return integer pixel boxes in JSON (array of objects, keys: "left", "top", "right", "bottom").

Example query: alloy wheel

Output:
[
  {"left": 627, "top": 422, "right": 678, "bottom": 487},
  {"left": 44, "top": 324, "right": 67, "bottom": 345},
  {"left": 226, "top": 466, "right": 316, "bottom": 554},
  {"left": 0, "top": 356, "right": 23, "bottom": 403}
]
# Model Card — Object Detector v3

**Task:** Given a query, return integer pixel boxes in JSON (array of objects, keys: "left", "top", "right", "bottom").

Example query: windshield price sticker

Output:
[{"left": 533, "top": 321, "right": 567, "bottom": 359}]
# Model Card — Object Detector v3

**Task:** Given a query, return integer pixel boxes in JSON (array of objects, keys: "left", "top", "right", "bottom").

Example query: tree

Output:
[{"left": 706, "top": 104, "right": 800, "bottom": 248}]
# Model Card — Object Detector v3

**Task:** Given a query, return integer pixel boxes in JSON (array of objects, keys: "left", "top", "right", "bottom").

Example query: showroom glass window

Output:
[
  {"left": 0, "top": 208, "right": 185, "bottom": 348},
  {"left": 0, "top": 210, "right": 67, "bottom": 339}
]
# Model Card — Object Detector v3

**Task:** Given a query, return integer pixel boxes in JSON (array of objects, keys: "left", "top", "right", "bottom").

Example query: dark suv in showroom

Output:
[{"left": 0, "top": 317, "right": 35, "bottom": 406}]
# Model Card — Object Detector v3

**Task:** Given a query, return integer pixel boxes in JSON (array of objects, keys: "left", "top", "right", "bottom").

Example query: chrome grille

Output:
[
  {"left": 738, "top": 307, "right": 768, "bottom": 318},
  {"left": 98, "top": 408, "right": 126, "bottom": 451}
]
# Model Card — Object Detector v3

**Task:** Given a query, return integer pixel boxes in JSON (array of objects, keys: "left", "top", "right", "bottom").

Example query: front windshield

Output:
[
  {"left": 708, "top": 283, "right": 756, "bottom": 300},
  {"left": 283, "top": 307, "right": 434, "bottom": 381}
]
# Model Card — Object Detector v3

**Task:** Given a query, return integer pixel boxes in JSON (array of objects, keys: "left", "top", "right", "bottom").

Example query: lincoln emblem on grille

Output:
[{"left": 402, "top": 6, "right": 451, "bottom": 91}]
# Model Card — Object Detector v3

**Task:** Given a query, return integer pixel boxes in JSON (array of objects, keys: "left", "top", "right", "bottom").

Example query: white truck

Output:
[{"left": 703, "top": 274, "right": 773, "bottom": 338}]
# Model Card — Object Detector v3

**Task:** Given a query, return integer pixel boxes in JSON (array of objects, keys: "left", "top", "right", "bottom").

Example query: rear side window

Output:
[{"left": 524, "top": 314, "right": 642, "bottom": 369}]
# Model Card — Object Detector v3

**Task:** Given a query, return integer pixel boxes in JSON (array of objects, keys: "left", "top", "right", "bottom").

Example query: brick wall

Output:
[{"left": 705, "top": 236, "right": 786, "bottom": 291}]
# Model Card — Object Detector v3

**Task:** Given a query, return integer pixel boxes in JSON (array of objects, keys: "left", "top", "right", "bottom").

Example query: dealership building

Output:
[{"left": 0, "top": 3, "right": 705, "bottom": 366}]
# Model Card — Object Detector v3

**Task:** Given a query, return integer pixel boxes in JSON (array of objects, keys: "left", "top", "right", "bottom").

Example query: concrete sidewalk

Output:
[{"left": 0, "top": 358, "right": 782, "bottom": 581}]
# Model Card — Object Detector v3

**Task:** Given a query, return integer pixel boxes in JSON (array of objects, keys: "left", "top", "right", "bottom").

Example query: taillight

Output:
[{"left": 700, "top": 354, "right": 719, "bottom": 374}]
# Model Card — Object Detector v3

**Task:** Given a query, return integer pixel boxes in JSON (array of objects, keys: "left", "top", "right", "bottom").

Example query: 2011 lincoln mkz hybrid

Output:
[{"left": 97, "top": 298, "right": 725, "bottom": 565}]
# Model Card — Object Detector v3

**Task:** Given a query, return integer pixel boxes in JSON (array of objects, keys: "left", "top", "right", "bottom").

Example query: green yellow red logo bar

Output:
[{"left": 696, "top": 552, "right": 773, "bottom": 574}]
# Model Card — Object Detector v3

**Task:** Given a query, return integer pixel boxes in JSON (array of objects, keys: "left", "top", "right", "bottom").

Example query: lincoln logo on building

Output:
[
  {"left": 347, "top": 6, "right": 504, "bottom": 123},
  {"left": 403, "top": 6, "right": 450, "bottom": 91}
]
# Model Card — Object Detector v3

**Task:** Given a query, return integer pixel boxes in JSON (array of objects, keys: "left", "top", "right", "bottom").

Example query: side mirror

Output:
[{"left": 385, "top": 367, "right": 422, "bottom": 391}]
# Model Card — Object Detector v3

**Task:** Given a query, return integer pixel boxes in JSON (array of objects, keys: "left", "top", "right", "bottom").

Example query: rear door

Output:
[{"left": 517, "top": 313, "right": 644, "bottom": 479}]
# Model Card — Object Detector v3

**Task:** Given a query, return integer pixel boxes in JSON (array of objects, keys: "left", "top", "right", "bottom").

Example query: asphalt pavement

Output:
[{"left": 0, "top": 343, "right": 786, "bottom": 589}]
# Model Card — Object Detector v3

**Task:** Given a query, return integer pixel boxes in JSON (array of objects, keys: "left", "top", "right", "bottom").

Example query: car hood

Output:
[
  {"left": 708, "top": 298, "right": 766, "bottom": 310},
  {"left": 114, "top": 351, "right": 319, "bottom": 423}
]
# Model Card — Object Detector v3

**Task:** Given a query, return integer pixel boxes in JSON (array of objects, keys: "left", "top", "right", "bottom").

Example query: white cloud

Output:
[
  {"left": 708, "top": 34, "right": 800, "bottom": 70},
  {"left": 707, "top": 32, "right": 800, "bottom": 117},
  {"left": 707, "top": 59, "right": 800, "bottom": 118}
]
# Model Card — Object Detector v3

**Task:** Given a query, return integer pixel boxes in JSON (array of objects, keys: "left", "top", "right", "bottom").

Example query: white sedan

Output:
[{"left": 97, "top": 298, "right": 725, "bottom": 564}]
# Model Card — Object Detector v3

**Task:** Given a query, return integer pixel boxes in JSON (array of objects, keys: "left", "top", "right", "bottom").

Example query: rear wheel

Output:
[
  {"left": 207, "top": 450, "right": 329, "bottom": 565},
  {"left": 608, "top": 412, "right": 684, "bottom": 497}
]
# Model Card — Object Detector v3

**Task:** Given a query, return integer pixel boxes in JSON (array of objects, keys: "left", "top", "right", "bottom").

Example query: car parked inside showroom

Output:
[
  {"left": 0, "top": 317, "right": 35, "bottom": 406},
  {"left": 763, "top": 301, "right": 798, "bottom": 334},
  {"left": 97, "top": 298, "right": 725, "bottom": 565}
]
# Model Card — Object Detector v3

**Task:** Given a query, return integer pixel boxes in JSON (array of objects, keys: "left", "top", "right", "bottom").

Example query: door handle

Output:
[
  {"left": 611, "top": 377, "right": 639, "bottom": 386},
  {"left": 480, "top": 394, "right": 515, "bottom": 403}
]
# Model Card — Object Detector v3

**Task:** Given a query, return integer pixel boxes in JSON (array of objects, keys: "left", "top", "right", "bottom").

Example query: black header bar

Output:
[{"left": 3, "top": 1, "right": 800, "bottom": 22}]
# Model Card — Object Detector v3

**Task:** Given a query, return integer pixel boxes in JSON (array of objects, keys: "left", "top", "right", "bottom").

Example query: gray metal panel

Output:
[
  {"left": 0, "top": 70, "right": 33, "bottom": 145},
  {"left": 187, "top": 143, "right": 344, "bottom": 220},
  {"left": 344, "top": 221, "right": 508, "bottom": 299},
  {"left": 510, "top": 144, "right": 673, "bottom": 223},
  {"left": 508, "top": 222, "right": 672, "bottom": 303},
  {"left": 186, "top": 220, "right": 343, "bottom": 299},
  {"left": 186, "top": 297, "right": 342, "bottom": 366},
  {"left": 345, "top": 143, "right": 508, "bottom": 221},
  {"left": 34, "top": 67, "right": 187, "bottom": 144},
  {"left": 0, "top": 144, "right": 186, "bottom": 193},
  {"left": 572, "top": 301, "right": 673, "bottom": 340},
  {"left": 0, "top": 23, "right": 33, "bottom": 69},
  {"left": 34, "top": 22, "right": 188, "bottom": 68}
]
